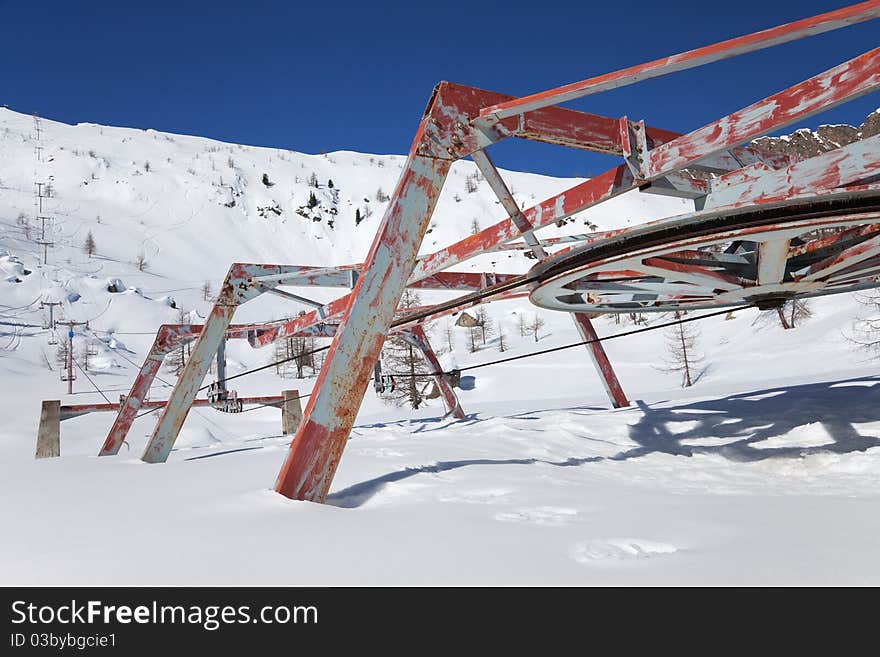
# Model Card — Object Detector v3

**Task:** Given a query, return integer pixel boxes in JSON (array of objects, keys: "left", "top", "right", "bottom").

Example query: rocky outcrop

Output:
[{"left": 752, "top": 108, "right": 879, "bottom": 161}]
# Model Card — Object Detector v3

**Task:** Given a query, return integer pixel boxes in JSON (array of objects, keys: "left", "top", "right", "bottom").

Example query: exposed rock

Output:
[{"left": 751, "top": 108, "right": 879, "bottom": 161}]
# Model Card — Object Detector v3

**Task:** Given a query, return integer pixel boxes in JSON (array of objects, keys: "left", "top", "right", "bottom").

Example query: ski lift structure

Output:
[{"left": 88, "top": 2, "right": 880, "bottom": 504}]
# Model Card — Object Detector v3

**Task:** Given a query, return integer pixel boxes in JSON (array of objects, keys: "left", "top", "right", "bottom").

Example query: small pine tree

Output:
[
  {"left": 474, "top": 306, "right": 495, "bottom": 345},
  {"left": 468, "top": 325, "right": 479, "bottom": 353},
  {"left": 165, "top": 310, "right": 192, "bottom": 375},
  {"left": 83, "top": 230, "right": 96, "bottom": 258},
  {"left": 515, "top": 312, "right": 528, "bottom": 337},
  {"left": 776, "top": 299, "right": 812, "bottom": 329},
  {"left": 470, "top": 218, "right": 480, "bottom": 235},
  {"left": 328, "top": 179, "right": 334, "bottom": 189},
  {"left": 375, "top": 187, "right": 390, "bottom": 202},
  {"left": 530, "top": 314, "right": 546, "bottom": 342},
  {"left": 144, "top": 161, "right": 151, "bottom": 172},
  {"left": 444, "top": 320, "right": 455, "bottom": 352},
  {"left": 135, "top": 252, "right": 148, "bottom": 271},
  {"left": 307, "top": 191, "right": 318, "bottom": 209},
  {"left": 308, "top": 172, "right": 319, "bottom": 187},
  {"left": 379, "top": 291, "right": 432, "bottom": 409},
  {"left": 201, "top": 280, "right": 213, "bottom": 301},
  {"left": 661, "top": 311, "right": 704, "bottom": 387},
  {"left": 355, "top": 208, "right": 363, "bottom": 225}
]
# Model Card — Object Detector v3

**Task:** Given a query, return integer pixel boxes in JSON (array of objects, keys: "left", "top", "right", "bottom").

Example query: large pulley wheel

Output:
[{"left": 529, "top": 193, "right": 880, "bottom": 313}]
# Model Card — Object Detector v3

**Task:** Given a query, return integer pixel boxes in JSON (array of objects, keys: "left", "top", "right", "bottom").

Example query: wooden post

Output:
[
  {"left": 281, "top": 390, "right": 303, "bottom": 435},
  {"left": 35, "top": 400, "right": 61, "bottom": 459}
]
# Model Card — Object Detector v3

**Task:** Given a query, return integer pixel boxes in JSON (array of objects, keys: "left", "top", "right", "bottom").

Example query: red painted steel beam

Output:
[
  {"left": 512, "top": 105, "right": 679, "bottom": 155},
  {"left": 569, "top": 314, "right": 629, "bottom": 408},
  {"left": 415, "top": 81, "right": 690, "bottom": 159},
  {"left": 275, "top": 151, "right": 452, "bottom": 502},
  {"left": 251, "top": 94, "right": 801, "bottom": 350},
  {"left": 391, "top": 290, "right": 531, "bottom": 332},
  {"left": 408, "top": 271, "right": 521, "bottom": 291},
  {"left": 641, "top": 258, "right": 747, "bottom": 291},
  {"left": 412, "top": 61, "right": 880, "bottom": 284},
  {"left": 470, "top": 147, "right": 630, "bottom": 409},
  {"left": 249, "top": 295, "right": 352, "bottom": 348},
  {"left": 788, "top": 223, "right": 880, "bottom": 259},
  {"left": 705, "top": 133, "right": 880, "bottom": 210},
  {"left": 800, "top": 233, "right": 880, "bottom": 281},
  {"left": 412, "top": 164, "right": 639, "bottom": 280},
  {"left": 477, "top": 1, "right": 880, "bottom": 123},
  {"left": 98, "top": 325, "right": 181, "bottom": 456},
  {"left": 138, "top": 263, "right": 303, "bottom": 463},
  {"left": 99, "top": 320, "right": 335, "bottom": 456},
  {"left": 648, "top": 49, "right": 880, "bottom": 181},
  {"left": 142, "top": 306, "right": 239, "bottom": 463}
]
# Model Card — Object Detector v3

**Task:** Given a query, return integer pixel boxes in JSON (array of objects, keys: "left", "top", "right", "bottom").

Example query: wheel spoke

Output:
[
  {"left": 801, "top": 234, "right": 880, "bottom": 282},
  {"left": 756, "top": 238, "right": 791, "bottom": 285},
  {"left": 640, "top": 257, "right": 744, "bottom": 292}
]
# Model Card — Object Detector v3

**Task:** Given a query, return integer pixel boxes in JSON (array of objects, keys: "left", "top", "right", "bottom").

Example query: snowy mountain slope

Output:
[{"left": 2, "top": 108, "right": 880, "bottom": 585}]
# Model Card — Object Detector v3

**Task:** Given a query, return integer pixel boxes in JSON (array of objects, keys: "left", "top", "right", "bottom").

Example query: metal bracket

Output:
[{"left": 620, "top": 117, "right": 649, "bottom": 180}]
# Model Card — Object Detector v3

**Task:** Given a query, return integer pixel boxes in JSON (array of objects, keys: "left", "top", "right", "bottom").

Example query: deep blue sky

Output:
[{"left": 1, "top": 0, "right": 877, "bottom": 177}]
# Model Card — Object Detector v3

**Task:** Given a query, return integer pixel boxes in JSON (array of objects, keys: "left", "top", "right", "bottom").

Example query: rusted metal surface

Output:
[
  {"left": 391, "top": 290, "right": 532, "bottom": 331},
  {"left": 476, "top": 1, "right": 880, "bottom": 123},
  {"left": 647, "top": 50, "right": 880, "bottom": 180},
  {"left": 412, "top": 164, "right": 639, "bottom": 281},
  {"left": 86, "top": 3, "right": 879, "bottom": 507},
  {"left": 471, "top": 147, "right": 629, "bottom": 407},
  {"left": 275, "top": 149, "right": 452, "bottom": 502},
  {"left": 569, "top": 314, "right": 629, "bottom": 408},
  {"left": 142, "top": 304, "right": 239, "bottom": 463},
  {"left": 137, "top": 263, "right": 283, "bottom": 463},
  {"left": 471, "top": 148, "right": 546, "bottom": 258},
  {"left": 529, "top": 199, "right": 880, "bottom": 314},
  {"left": 99, "top": 325, "right": 181, "bottom": 456},
  {"left": 99, "top": 320, "right": 336, "bottom": 456},
  {"left": 704, "top": 134, "right": 880, "bottom": 210},
  {"left": 404, "top": 325, "right": 465, "bottom": 419}
]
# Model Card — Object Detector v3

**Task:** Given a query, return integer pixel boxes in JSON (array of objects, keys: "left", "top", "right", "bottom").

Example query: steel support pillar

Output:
[
  {"left": 274, "top": 154, "right": 452, "bottom": 502},
  {"left": 405, "top": 325, "right": 465, "bottom": 419},
  {"left": 472, "top": 146, "right": 628, "bottom": 409},
  {"left": 570, "top": 313, "right": 629, "bottom": 408},
  {"left": 99, "top": 331, "right": 177, "bottom": 456},
  {"left": 216, "top": 336, "right": 227, "bottom": 393},
  {"left": 141, "top": 304, "right": 238, "bottom": 463}
]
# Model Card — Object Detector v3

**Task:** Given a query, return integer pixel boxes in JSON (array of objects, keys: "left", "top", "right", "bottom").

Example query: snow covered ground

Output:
[{"left": 1, "top": 108, "right": 879, "bottom": 585}]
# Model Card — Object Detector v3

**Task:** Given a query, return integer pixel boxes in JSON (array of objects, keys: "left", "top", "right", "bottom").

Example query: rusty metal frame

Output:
[
  {"left": 100, "top": 319, "right": 338, "bottom": 456},
  {"left": 95, "top": 3, "right": 879, "bottom": 505}
]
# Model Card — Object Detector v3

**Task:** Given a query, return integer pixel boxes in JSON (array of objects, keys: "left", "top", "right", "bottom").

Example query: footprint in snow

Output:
[
  {"left": 437, "top": 488, "right": 514, "bottom": 505},
  {"left": 494, "top": 506, "right": 578, "bottom": 526},
  {"left": 355, "top": 447, "right": 407, "bottom": 458},
  {"left": 571, "top": 539, "right": 677, "bottom": 563}
]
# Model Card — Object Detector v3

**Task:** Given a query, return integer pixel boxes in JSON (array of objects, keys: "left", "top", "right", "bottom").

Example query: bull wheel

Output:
[{"left": 529, "top": 197, "right": 880, "bottom": 314}]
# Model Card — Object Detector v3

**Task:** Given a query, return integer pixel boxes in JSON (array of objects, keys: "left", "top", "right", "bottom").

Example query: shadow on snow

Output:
[{"left": 326, "top": 375, "right": 880, "bottom": 508}]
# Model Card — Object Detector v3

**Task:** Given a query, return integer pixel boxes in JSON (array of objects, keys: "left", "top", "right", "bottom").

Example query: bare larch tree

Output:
[{"left": 661, "top": 310, "right": 703, "bottom": 387}]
